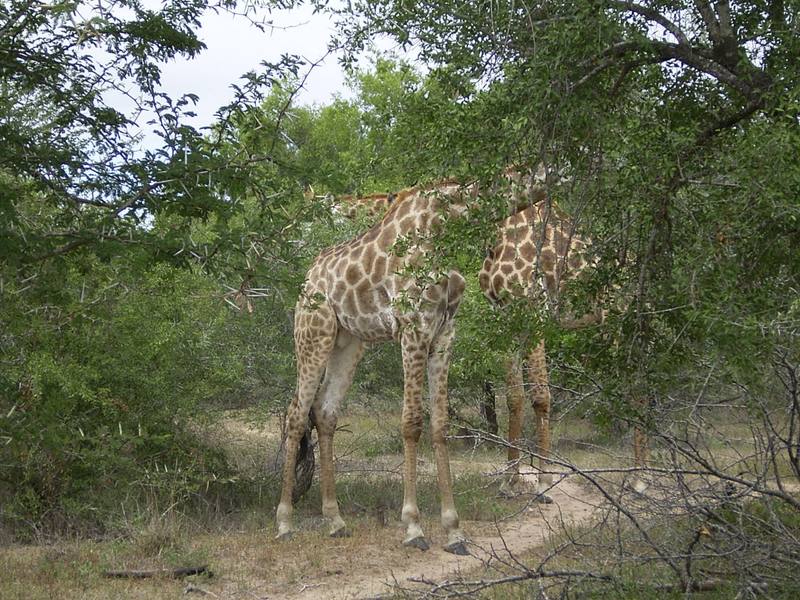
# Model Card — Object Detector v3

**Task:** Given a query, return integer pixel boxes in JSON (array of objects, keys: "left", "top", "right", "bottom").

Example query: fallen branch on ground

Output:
[{"left": 102, "top": 565, "right": 211, "bottom": 579}]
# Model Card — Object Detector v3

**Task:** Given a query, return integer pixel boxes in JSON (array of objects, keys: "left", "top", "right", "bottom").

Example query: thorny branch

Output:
[{"left": 395, "top": 358, "right": 800, "bottom": 598}]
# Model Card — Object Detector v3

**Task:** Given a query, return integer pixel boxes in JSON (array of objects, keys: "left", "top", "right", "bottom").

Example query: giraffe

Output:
[
  {"left": 277, "top": 179, "right": 478, "bottom": 555},
  {"left": 303, "top": 187, "right": 396, "bottom": 220},
  {"left": 314, "top": 174, "right": 645, "bottom": 500},
  {"left": 477, "top": 185, "right": 608, "bottom": 500},
  {"left": 287, "top": 173, "right": 644, "bottom": 534}
]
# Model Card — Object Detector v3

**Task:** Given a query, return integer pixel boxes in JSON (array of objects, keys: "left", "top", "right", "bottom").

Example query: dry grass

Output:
[
  {"left": 0, "top": 404, "right": 534, "bottom": 599},
  {"left": 0, "top": 482, "right": 530, "bottom": 599},
  {"left": 3, "top": 399, "right": 787, "bottom": 600}
]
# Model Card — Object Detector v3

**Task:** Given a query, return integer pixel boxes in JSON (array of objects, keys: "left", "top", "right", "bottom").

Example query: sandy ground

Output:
[{"left": 223, "top": 471, "right": 599, "bottom": 600}]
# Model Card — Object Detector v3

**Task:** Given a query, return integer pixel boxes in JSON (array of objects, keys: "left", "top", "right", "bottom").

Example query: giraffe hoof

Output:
[
  {"left": 534, "top": 493, "right": 554, "bottom": 505},
  {"left": 330, "top": 527, "right": 351, "bottom": 538},
  {"left": 443, "top": 541, "right": 470, "bottom": 556},
  {"left": 403, "top": 536, "right": 430, "bottom": 552},
  {"left": 275, "top": 530, "right": 293, "bottom": 541}
]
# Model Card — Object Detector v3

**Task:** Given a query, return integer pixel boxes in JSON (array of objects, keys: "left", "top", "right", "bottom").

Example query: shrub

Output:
[{"left": 0, "top": 258, "right": 242, "bottom": 539}]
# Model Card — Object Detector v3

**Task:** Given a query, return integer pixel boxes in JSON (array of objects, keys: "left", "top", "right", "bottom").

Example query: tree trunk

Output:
[{"left": 481, "top": 380, "right": 499, "bottom": 435}]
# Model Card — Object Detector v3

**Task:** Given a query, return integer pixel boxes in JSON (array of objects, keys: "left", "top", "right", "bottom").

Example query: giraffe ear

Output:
[{"left": 387, "top": 192, "right": 396, "bottom": 205}]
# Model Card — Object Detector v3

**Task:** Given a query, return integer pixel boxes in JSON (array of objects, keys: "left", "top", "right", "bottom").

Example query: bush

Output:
[{"left": 0, "top": 257, "right": 242, "bottom": 539}]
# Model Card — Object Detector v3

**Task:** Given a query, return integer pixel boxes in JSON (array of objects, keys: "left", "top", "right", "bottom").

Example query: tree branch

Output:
[
  {"left": 693, "top": 1, "right": 722, "bottom": 46},
  {"left": 608, "top": 1, "right": 690, "bottom": 45},
  {"left": 647, "top": 40, "right": 753, "bottom": 97}
]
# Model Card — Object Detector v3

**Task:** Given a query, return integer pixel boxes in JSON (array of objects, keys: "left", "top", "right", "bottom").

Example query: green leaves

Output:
[
  {"left": 0, "top": 0, "right": 311, "bottom": 537},
  {"left": 0, "top": 249, "right": 263, "bottom": 531}
]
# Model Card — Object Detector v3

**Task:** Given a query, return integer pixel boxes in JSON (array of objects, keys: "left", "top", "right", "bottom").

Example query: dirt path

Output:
[{"left": 240, "top": 472, "right": 599, "bottom": 600}]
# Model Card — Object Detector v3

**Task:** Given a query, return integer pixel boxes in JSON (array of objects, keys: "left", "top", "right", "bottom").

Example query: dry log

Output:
[{"left": 102, "top": 565, "right": 210, "bottom": 579}]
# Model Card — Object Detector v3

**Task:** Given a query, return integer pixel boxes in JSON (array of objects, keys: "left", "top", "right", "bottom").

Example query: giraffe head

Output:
[{"left": 500, "top": 163, "right": 569, "bottom": 216}]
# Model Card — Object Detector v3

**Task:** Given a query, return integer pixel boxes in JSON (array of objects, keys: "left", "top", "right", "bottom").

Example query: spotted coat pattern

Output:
[{"left": 332, "top": 192, "right": 397, "bottom": 219}]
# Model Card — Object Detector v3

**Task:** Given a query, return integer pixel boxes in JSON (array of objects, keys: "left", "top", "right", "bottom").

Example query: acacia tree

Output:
[
  {"left": 0, "top": 0, "right": 319, "bottom": 537},
  {"left": 332, "top": 0, "right": 800, "bottom": 402},
  {"left": 323, "top": 1, "right": 800, "bottom": 594}
]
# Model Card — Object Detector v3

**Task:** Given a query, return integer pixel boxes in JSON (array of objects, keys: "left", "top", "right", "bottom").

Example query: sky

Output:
[
  {"left": 156, "top": 3, "right": 350, "bottom": 126},
  {"left": 117, "top": 2, "right": 413, "bottom": 148},
  {"left": 99, "top": 2, "right": 351, "bottom": 149}
]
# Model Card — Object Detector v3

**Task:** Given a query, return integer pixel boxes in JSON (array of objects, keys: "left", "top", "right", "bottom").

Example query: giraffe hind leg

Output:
[
  {"left": 528, "top": 340, "right": 554, "bottom": 504},
  {"left": 499, "top": 353, "right": 526, "bottom": 498},
  {"left": 632, "top": 417, "right": 650, "bottom": 493},
  {"left": 427, "top": 320, "right": 468, "bottom": 555},
  {"left": 276, "top": 301, "right": 337, "bottom": 539},
  {"left": 312, "top": 330, "right": 364, "bottom": 538}
]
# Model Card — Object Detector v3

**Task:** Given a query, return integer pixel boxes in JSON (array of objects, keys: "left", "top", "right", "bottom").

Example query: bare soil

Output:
[
  {"left": 0, "top": 411, "right": 606, "bottom": 600},
  {"left": 213, "top": 471, "right": 600, "bottom": 600}
]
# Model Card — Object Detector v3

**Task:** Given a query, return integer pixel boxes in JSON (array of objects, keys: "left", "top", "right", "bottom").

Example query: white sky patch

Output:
[
  {"left": 99, "top": 2, "right": 417, "bottom": 149},
  {"left": 156, "top": 3, "right": 349, "bottom": 121}
]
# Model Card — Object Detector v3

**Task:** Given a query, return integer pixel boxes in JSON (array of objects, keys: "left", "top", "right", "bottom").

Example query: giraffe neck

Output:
[{"left": 331, "top": 192, "right": 397, "bottom": 219}]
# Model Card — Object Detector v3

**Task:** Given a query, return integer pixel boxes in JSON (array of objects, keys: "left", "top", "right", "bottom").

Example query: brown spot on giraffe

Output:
[
  {"left": 377, "top": 226, "right": 396, "bottom": 251},
  {"left": 520, "top": 241, "right": 535, "bottom": 263},
  {"left": 371, "top": 255, "right": 388, "bottom": 285},
  {"left": 345, "top": 263, "right": 363, "bottom": 286},
  {"left": 355, "top": 279, "right": 375, "bottom": 313},
  {"left": 362, "top": 227, "right": 380, "bottom": 244},
  {"left": 492, "top": 273, "right": 505, "bottom": 292},
  {"left": 362, "top": 243, "right": 377, "bottom": 273},
  {"left": 539, "top": 248, "right": 556, "bottom": 272},
  {"left": 349, "top": 245, "right": 364, "bottom": 261}
]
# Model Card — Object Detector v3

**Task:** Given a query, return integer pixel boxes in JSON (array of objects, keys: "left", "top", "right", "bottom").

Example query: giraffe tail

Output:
[{"left": 292, "top": 416, "right": 316, "bottom": 502}]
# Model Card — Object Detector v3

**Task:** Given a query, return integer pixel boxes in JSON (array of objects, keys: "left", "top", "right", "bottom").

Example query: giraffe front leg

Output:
[
  {"left": 528, "top": 340, "right": 554, "bottom": 504},
  {"left": 500, "top": 353, "right": 526, "bottom": 498},
  {"left": 399, "top": 333, "right": 428, "bottom": 551},
  {"left": 428, "top": 321, "right": 468, "bottom": 555}
]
